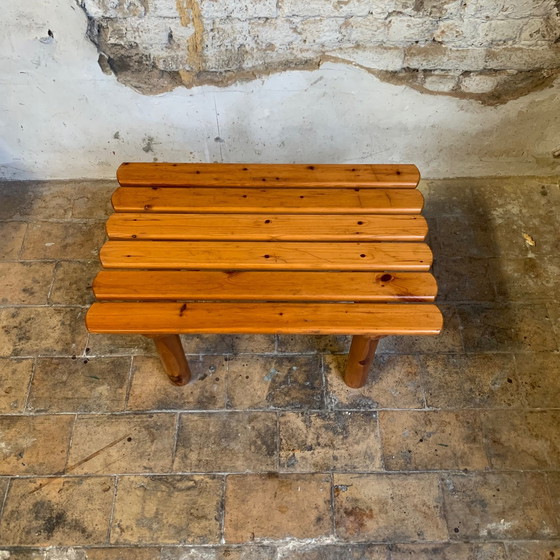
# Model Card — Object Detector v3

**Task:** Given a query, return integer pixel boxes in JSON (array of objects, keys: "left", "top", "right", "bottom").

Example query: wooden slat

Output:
[
  {"left": 100, "top": 241, "right": 433, "bottom": 271},
  {"left": 111, "top": 187, "right": 424, "bottom": 215},
  {"left": 106, "top": 213, "right": 428, "bottom": 241},
  {"left": 117, "top": 163, "right": 420, "bottom": 189},
  {"left": 93, "top": 270, "right": 438, "bottom": 302},
  {"left": 86, "top": 302, "right": 443, "bottom": 335}
]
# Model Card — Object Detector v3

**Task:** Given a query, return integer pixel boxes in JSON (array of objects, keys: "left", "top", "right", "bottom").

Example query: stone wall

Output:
[
  {"left": 80, "top": 0, "right": 560, "bottom": 103},
  {"left": 2, "top": 0, "right": 560, "bottom": 180}
]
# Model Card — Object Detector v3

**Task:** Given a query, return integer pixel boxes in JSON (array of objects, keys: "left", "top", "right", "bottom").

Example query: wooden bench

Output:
[{"left": 86, "top": 163, "right": 442, "bottom": 389}]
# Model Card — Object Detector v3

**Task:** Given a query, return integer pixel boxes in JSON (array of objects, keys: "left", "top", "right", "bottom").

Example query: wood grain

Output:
[
  {"left": 117, "top": 162, "right": 420, "bottom": 188},
  {"left": 106, "top": 213, "right": 428, "bottom": 241},
  {"left": 93, "top": 270, "right": 438, "bottom": 302},
  {"left": 111, "top": 187, "right": 424, "bottom": 215},
  {"left": 86, "top": 302, "right": 443, "bottom": 335},
  {"left": 99, "top": 241, "right": 433, "bottom": 271}
]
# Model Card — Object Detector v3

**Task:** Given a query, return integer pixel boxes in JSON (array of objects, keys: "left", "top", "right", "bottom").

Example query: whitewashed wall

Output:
[{"left": 1, "top": 0, "right": 559, "bottom": 180}]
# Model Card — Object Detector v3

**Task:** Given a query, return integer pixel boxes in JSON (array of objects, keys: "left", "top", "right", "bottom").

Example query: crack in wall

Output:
[{"left": 78, "top": 0, "right": 560, "bottom": 104}]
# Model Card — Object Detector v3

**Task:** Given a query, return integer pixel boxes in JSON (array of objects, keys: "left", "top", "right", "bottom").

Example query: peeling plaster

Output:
[
  {"left": 78, "top": 0, "right": 560, "bottom": 104},
  {"left": 372, "top": 67, "right": 560, "bottom": 106}
]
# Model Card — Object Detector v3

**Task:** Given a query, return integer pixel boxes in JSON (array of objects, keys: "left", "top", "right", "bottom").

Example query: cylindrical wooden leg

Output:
[
  {"left": 147, "top": 334, "right": 191, "bottom": 386},
  {"left": 343, "top": 335, "right": 382, "bottom": 389}
]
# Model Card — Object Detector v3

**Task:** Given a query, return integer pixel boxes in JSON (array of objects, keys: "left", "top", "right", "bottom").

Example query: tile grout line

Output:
[
  {"left": 63, "top": 413, "right": 79, "bottom": 473},
  {"left": 509, "top": 352, "right": 530, "bottom": 408},
  {"left": 477, "top": 408, "right": 495, "bottom": 471},
  {"left": 275, "top": 410, "right": 281, "bottom": 472},
  {"left": 22, "top": 357, "right": 38, "bottom": 413},
  {"left": 1, "top": 467, "right": 559, "bottom": 477},
  {"left": 4, "top": 467, "right": 560, "bottom": 485},
  {"left": 170, "top": 412, "right": 181, "bottom": 472},
  {"left": 501, "top": 541, "right": 514, "bottom": 560},
  {"left": 376, "top": 409, "right": 387, "bottom": 472},
  {"left": 0, "top": 478, "right": 11, "bottom": 527},
  {"left": 45, "top": 260, "right": 60, "bottom": 305},
  {"left": 330, "top": 471, "right": 336, "bottom": 540},
  {"left": 223, "top": 353, "right": 230, "bottom": 409},
  {"left": 416, "top": 354, "right": 429, "bottom": 410},
  {"left": 220, "top": 474, "right": 227, "bottom": 545},
  {"left": 106, "top": 475, "right": 120, "bottom": 545},
  {"left": 0, "top": 540, "right": 543, "bottom": 552},
  {"left": 4, "top": 405, "right": 560, "bottom": 419},
  {"left": 4, "top": 347, "right": 560, "bottom": 358},
  {"left": 543, "top": 471, "right": 560, "bottom": 536},
  {"left": 546, "top": 301, "right": 560, "bottom": 350},
  {"left": 436, "top": 472, "right": 453, "bottom": 540},
  {"left": 15, "top": 222, "right": 29, "bottom": 261},
  {"left": 319, "top": 353, "right": 329, "bottom": 411},
  {"left": 123, "top": 355, "right": 136, "bottom": 411}
]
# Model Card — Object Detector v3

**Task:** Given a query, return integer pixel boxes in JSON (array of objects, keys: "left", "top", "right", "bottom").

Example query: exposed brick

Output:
[
  {"left": 475, "top": 20, "right": 527, "bottom": 46},
  {"left": 81, "top": 0, "right": 148, "bottom": 19},
  {"left": 328, "top": 46, "right": 405, "bottom": 71},
  {"left": 337, "top": 16, "right": 388, "bottom": 45},
  {"left": 202, "top": 0, "right": 277, "bottom": 19},
  {"left": 405, "top": 45, "right": 487, "bottom": 71},
  {"left": 279, "top": 0, "right": 371, "bottom": 18},
  {"left": 387, "top": 16, "right": 437, "bottom": 44},
  {"left": 423, "top": 72, "right": 459, "bottom": 92},
  {"left": 79, "top": 0, "right": 560, "bottom": 102},
  {"left": 460, "top": 73, "right": 501, "bottom": 93},
  {"left": 485, "top": 46, "right": 560, "bottom": 70}
]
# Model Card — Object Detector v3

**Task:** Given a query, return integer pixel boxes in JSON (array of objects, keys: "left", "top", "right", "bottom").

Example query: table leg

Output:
[
  {"left": 147, "top": 334, "right": 191, "bottom": 386},
  {"left": 343, "top": 335, "right": 382, "bottom": 388}
]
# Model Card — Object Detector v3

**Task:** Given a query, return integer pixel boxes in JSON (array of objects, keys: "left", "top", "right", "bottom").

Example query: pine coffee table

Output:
[{"left": 86, "top": 163, "right": 442, "bottom": 389}]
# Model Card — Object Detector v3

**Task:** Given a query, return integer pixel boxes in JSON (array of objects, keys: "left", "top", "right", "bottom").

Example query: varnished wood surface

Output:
[
  {"left": 100, "top": 241, "right": 433, "bottom": 271},
  {"left": 344, "top": 336, "right": 382, "bottom": 389},
  {"left": 111, "top": 187, "right": 424, "bottom": 215},
  {"left": 88, "top": 163, "right": 442, "bottom": 357},
  {"left": 86, "top": 302, "right": 443, "bottom": 335},
  {"left": 106, "top": 213, "right": 428, "bottom": 241},
  {"left": 117, "top": 163, "right": 420, "bottom": 189},
  {"left": 148, "top": 334, "right": 191, "bottom": 385},
  {"left": 93, "top": 270, "right": 438, "bottom": 302},
  {"left": 106, "top": 212, "right": 429, "bottom": 241}
]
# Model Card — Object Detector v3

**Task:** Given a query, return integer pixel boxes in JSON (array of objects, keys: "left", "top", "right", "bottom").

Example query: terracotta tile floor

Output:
[{"left": 0, "top": 176, "right": 559, "bottom": 559}]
